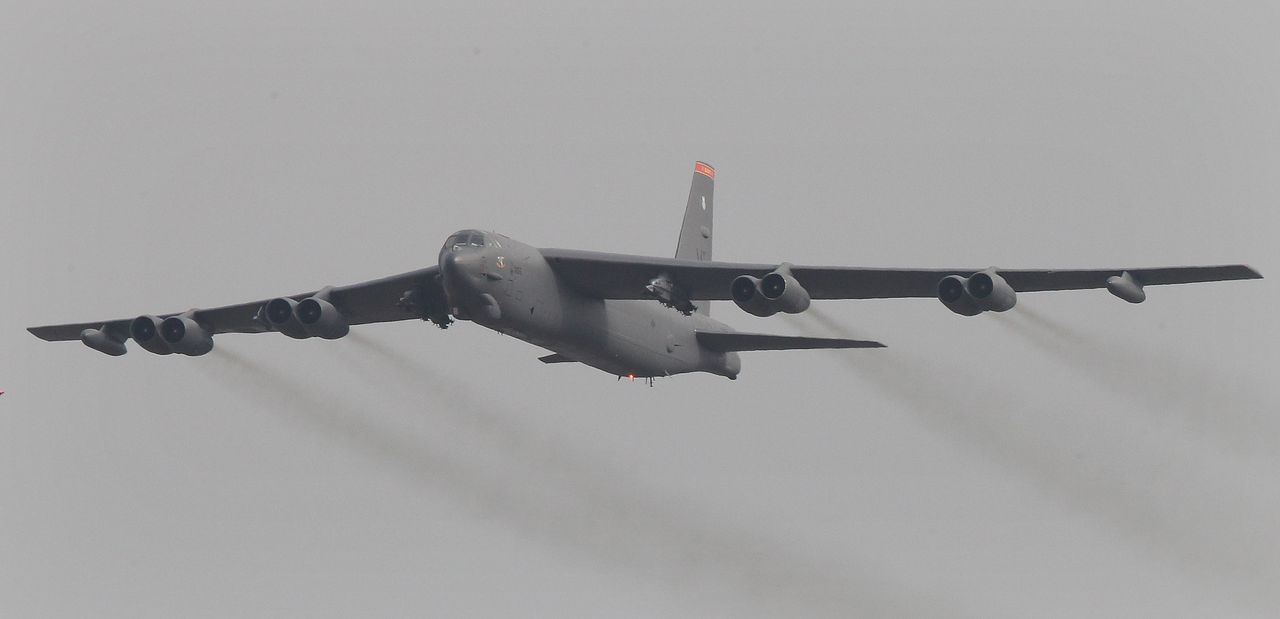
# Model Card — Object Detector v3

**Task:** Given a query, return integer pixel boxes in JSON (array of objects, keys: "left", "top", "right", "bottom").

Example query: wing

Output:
[
  {"left": 28, "top": 266, "right": 447, "bottom": 350},
  {"left": 537, "top": 353, "right": 578, "bottom": 364},
  {"left": 540, "top": 249, "right": 1261, "bottom": 301}
]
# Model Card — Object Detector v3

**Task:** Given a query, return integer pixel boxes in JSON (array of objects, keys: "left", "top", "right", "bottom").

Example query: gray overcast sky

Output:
[{"left": 2, "top": 1, "right": 1278, "bottom": 617}]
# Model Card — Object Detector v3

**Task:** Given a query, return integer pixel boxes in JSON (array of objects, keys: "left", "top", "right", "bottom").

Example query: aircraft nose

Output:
[{"left": 441, "top": 250, "right": 484, "bottom": 289}]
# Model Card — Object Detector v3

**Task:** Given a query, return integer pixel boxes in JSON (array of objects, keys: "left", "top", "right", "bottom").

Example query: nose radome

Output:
[{"left": 442, "top": 249, "right": 484, "bottom": 284}]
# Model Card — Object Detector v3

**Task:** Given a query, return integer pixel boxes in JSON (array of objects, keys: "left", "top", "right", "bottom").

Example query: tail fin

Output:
[
  {"left": 676, "top": 162, "right": 714, "bottom": 262},
  {"left": 676, "top": 161, "right": 715, "bottom": 314}
]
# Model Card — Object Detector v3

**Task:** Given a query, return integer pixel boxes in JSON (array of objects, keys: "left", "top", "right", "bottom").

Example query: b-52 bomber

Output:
[{"left": 29, "top": 162, "right": 1261, "bottom": 381}]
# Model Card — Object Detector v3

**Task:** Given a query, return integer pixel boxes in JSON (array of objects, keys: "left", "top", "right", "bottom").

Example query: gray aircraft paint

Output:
[
  {"left": 673, "top": 161, "right": 715, "bottom": 315},
  {"left": 26, "top": 163, "right": 1260, "bottom": 381},
  {"left": 6, "top": 5, "right": 1279, "bottom": 616},
  {"left": 675, "top": 163, "right": 715, "bottom": 260},
  {"left": 32, "top": 163, "right": 901, "bottom": 380},
  {"left": 440, "top": 163, "right": 737, "bottom": 379},
  {"left": 440, "top": 229, "right": 742, "bottom": 379}
]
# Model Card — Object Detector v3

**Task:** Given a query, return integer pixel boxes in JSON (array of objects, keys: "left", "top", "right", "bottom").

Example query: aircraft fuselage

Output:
[
  {"left": 26, "top": 162, "right": 1261, "bottom": 377},
  {"left": 439, "top": 230, "right": 741, "bottom": 379}
]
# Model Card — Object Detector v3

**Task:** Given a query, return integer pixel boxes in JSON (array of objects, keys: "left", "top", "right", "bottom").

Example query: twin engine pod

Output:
[
  {"left": 731, "top": 263, "right": 811, "bottom": 317},
  {"left": 937, "top": 269, "right": 1017, "bottom": 316},
  {"left": 261, "top": 291, "right": 350, "bottom": 340},
  {"left": 129, "top": 314, "right": 214, "bottom": 356},
  {"left": 90, "top": 289, "right": 352, "bottom": 356}
]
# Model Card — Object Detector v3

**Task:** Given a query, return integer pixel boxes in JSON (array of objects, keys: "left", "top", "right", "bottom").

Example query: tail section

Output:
[
  {"left": 676, "top": 161, "right": 715, "bottom": 314},
  {"left": 676, "top": 162, "right": 714, "bottom": 262}
]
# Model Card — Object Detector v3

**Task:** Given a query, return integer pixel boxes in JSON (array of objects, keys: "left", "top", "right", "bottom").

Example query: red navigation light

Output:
[{"left": 627, "top": 373, "right": 635, "bottom": 381}]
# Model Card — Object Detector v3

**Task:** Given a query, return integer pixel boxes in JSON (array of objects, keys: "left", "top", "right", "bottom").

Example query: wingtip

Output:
[{"left": 843, "top": 339, "right": 886, "bottom": 349}]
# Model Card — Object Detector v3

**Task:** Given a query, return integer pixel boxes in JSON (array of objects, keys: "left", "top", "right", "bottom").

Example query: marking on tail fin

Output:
[{"left": 695, "top": 162, "right": 715, "bottom": 178}]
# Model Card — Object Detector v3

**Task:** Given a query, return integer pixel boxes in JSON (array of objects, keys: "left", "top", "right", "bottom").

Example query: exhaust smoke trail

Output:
[
  {"left": 1001, "top": 306, "right": 1280, "bottom": 462},
  {"left": 203, "top": 347, "right": 499, "bottom": 507},
  {"left": 341, "top": 332, "right": 542, "bottom": 451},
  {"left": 1006, "top": 304, "right": 1094, "bottom": 344},
  {"left": 788, "top": 308, "right": 1280, "bottom": 602},
  {"left": 802, "top": 304, "right": 875, "bottom": 340},
  {"left": 205, "top": 344, "right": 952, "bottom": 618}
]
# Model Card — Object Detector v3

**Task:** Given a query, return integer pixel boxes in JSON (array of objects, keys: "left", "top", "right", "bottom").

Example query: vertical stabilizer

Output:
[
  {"left": 676, "top": 162, "right": 715, "bottom": 314},
  {"left": 676, "top": 162, "right": 714, "bottom": 262}
]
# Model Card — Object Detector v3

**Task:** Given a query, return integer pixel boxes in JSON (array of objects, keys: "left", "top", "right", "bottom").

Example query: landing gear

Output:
[
  {"left": 617, "top": 374, "right": 658, "bottom": 387},
  {"left": 398, "top": 279, "right": 454, "bottom": 329},
  {"left": 644, "top": 273, "right": 697, "bottom": 315}
]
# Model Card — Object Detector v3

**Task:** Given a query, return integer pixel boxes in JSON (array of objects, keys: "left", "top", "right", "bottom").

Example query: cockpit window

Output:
[{"left": 447, "top": 230, "right": 486, "bottom": 251}]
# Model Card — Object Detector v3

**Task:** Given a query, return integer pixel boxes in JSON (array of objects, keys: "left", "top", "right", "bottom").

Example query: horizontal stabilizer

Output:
[
  {"left": 695, "top": 330, "right": 884, "bottom": 352},
  {"left": 538, "top": 353, "right": 577, "bottom": 364}
]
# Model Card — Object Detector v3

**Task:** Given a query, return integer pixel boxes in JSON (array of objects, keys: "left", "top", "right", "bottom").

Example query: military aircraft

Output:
[{"left": 29, "top": 162, "right": 1261, "bottom": 381}]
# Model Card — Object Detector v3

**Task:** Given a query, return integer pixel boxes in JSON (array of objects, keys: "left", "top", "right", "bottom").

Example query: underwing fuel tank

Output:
[
  {"left": 80, "top": 328, "right": 127, "bottom": 356},
  {"left": 1106, "top": 271, "right": 1147, "bottom": 303}
]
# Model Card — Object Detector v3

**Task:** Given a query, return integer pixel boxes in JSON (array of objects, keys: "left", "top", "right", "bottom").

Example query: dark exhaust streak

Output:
[
  {"left": 789, "top": 308, "right": 1280, "bottom": 598},
  {"left": 206, "top": 343, "right": 947, "bottom": 619},
  {"left": 1002, "top": 306, "right": 1279, "bottom": 462},
  {"left": 203, "top": 347, "right": 504, "bottom": 508},
  {"left": 802, "top": 304, "right": 876, "bottom": 341},
  {"left": 1005, "top": 304, "right": 1094, "bottom": 344}
]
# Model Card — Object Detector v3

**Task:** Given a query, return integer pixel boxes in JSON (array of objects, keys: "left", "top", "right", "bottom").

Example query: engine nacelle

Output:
[
  {"left": 966, "top": 269, "right": 1016, "bottom": 312},
  {"left": 731, "top": 275, "right": 778, "bottom": 317},
  {"left": 937, "top": 275, "right": 982, "bottom": 316},
  {"left": 263, "top": 297, "right": 309, "bottom": 339},
  {"left": 937, "top": 270, "right": 1017, "bottom": 315},
  {"left": 296, "top": 297, "right": 350, "bottom": 339},
  {"left": 759, "top": 263, "right": 811, "bottom": 314},
  {"left": 130, "top": 315, "right": 173, "bottom": 355},
  {"left": 160, "top": 316, "right": 214, "bottom": 356}
]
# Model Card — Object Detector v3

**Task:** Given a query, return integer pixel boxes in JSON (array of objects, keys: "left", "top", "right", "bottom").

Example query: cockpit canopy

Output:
[
  {"left": 445, "top": 229, "right": 487, "bottom": 252},
  {"left": 443, "top": 230, "right": 507, "bottom": 254}
]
